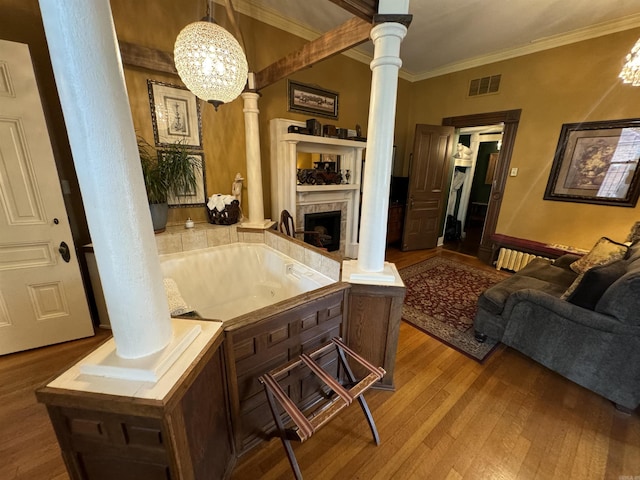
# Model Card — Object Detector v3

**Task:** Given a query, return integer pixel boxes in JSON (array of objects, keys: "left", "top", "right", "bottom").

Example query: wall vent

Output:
[{"left": 468, "top": 74, "right": 501, "bottom": 97}]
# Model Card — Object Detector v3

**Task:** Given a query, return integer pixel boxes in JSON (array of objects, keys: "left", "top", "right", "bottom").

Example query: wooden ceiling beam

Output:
[
  {"left": 119, "top": 41, "right": 177, "bottom": 75},
  {"left": 254, "top": 16, "right": 371, "bottom": 90},
  {"left": 328, "top": 0, "right": 377, "bottom": 22}
]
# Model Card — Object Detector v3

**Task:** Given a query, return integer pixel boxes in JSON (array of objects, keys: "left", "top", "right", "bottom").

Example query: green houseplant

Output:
[{"left": 138, "top": 137, "right": 201, "bottom": 232}]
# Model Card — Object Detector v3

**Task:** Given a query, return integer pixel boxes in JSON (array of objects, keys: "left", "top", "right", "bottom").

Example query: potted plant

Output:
[{"left": 138, "top": 137, "right": 201, "bottom": 232}]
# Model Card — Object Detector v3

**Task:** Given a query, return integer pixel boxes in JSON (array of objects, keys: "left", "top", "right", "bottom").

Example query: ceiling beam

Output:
[
  {"left": 119, "top": 41, "right": 177, "bottom": 75},
  {"left": 328, "top": 0, "right": 377, "bottom": 22},
  {"left": 254, "top": 16, "right": 371, "bottom": 90}
]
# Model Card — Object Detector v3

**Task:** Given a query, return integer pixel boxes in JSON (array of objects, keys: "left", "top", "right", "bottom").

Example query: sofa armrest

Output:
[
  {"left": 503, "top": 289, "right": 639, "bottom": 334},
  {"left": 552, "top": 254, "right": 581, "bottom": 269}
]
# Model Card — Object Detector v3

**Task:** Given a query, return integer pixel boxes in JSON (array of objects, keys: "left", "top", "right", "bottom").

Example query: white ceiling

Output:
[{"left": 229, "top": 0, "right": 640, "bottom": 81}]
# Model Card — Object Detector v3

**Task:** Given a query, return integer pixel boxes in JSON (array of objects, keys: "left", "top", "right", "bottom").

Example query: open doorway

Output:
[
  {"left": 440, "top": 110, "right": 521, "bottom": 264},
  {"left": 443, "top": 125, "right": 503, "bottom": 256}
]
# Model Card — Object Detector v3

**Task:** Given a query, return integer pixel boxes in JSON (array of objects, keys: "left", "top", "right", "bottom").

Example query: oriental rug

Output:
[{"left": 399, "top": 255, "right": 509, "bottom": 362}]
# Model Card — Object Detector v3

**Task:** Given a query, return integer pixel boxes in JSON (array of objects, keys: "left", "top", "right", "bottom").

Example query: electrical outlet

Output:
[{"left": 510, "top": 168, "right": 518, "bottom": 177}]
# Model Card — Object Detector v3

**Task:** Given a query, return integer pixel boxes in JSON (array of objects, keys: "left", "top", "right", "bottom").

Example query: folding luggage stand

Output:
[{"left": 259, "top": 337, "right": 385, "bottom": 480}]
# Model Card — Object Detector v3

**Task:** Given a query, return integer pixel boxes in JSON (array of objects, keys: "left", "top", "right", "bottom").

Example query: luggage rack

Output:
[{"left": 259, "top": 337, "right": 385, "bottom": 479}]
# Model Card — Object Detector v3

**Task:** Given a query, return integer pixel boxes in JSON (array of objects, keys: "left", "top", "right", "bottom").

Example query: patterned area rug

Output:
[{"left": 399, "top": 255, "right": 509, "bottom": 362}]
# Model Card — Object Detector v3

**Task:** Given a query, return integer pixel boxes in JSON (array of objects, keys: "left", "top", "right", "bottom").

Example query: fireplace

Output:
[
  {"left": 271, "top": 118, "right": 365, "bottom": 258},
  {"left": 304, "top": 211, "right": 341, "bottom": 252}
]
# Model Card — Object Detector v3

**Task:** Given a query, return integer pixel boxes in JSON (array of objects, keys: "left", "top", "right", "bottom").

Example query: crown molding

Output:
[
  {"left": 220, "top": 1, "right": 640, "bottom": 83},
  {"left": 411, "top": 13, "right": 640, "bottom": 82}
]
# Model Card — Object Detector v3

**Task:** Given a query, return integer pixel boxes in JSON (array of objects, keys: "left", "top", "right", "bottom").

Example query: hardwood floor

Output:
[
  {"left": 232, "top": 248, "right": 640, "bottom": 480},
  {"left": 1, "top": 247, "right": 639, "bottom": 480},
  {"left": 0, "top": 328, "right": 111, "bottom": 480}
]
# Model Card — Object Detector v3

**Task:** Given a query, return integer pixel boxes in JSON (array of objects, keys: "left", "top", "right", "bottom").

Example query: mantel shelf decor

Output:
[{"left": 544, "top": 118, "right": 640, "bottom": 207}]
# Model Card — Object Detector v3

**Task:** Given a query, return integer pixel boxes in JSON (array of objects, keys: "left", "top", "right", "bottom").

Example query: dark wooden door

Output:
[{"left": 401, "top": 124, "right": 455, "bottom": 251}]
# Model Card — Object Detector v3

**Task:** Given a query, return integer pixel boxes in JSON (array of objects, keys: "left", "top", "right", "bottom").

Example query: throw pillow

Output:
[
  {"left": 562, "top": 260, "right": 627, "bottom": 309},
  {"left": 569, "top": 237, "right": 628, "bottom": 275},
  {"left": 626, "top": 221, "right": 640, "bottom": 244}
]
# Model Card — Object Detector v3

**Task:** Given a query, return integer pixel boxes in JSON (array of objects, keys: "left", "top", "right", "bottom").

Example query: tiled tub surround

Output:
[{"left": 155, "top": 223, "right": 341, "bottom": 281}]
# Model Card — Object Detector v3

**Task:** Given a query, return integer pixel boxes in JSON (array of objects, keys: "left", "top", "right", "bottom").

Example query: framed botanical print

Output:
[{"left": 148, "top": 80, "right": 202, "bottom": 148}]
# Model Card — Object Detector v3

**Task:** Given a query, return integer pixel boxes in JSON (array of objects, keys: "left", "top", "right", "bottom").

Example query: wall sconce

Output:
[
  {"left": 174, "top": 2, "right": 248, "bottom": 110},
  {"left": 619, "top": 38, "right": 640, "bottom": 86}
]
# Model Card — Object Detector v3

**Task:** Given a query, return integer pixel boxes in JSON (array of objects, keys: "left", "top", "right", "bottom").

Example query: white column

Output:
[
  {"left": 241, "top": 91, "right": 268, "bottom": 227},
  {"left": 354, "top": 22, "right": 408, "bottom": 277},
  {"left": 39, "top": 0, "right": 172, "bottom": 359}
]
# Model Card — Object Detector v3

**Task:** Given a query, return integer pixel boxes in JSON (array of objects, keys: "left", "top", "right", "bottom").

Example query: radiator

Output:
[{"left": 495, "top": 247, "right": 551, "bottom": 272}]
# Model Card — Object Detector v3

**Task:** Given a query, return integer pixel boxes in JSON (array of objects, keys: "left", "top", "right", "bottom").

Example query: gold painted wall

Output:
[
  {"left": 6, "top": 0, "right": 636, "bottom": 250},
  {"left": 110, "top": 0, "right": 379, "bottom": 224},
  {"left": 403, "top": 28, "right": 640, "bottom": 250}
]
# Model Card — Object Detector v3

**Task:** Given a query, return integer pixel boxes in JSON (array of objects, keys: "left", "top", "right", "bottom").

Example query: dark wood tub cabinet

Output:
[
  {"left": 223, "top": 283, "right": 351, "bottom": 454},
  {"left": 36, "top": 328, "right": 235, "bottom": 480}
]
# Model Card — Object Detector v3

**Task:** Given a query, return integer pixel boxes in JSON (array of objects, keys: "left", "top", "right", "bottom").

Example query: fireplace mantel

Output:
[{"left": 270, "top": 118, "right": 365, "bottom": 258}]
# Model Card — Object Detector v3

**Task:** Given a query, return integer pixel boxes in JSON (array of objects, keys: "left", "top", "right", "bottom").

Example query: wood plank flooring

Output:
[
  {"left": 1, "top": 247, "right": 638, "bottom": 480},
  {"left": 232, "top": 248, "right": 640, "bottom": 480}
]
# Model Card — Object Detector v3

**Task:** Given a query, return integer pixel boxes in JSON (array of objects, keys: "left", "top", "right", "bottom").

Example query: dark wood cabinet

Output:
[
  {"left": 37, "top": 332, "right": 235, "bottom": 480},
  {"left": 345, "top": 282, "right": 405, "bottom": 390},
  {"left": 223, "top": 284, "right": 350, "bottom": 454},
  {"left": 386, "top": 203, "right": 405, "bottom": 245}
]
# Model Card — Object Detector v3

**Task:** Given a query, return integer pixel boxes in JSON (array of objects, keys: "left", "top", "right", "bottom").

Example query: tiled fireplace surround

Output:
[{"left": 296, "top": 200, "right": 348, "bottom": 254}]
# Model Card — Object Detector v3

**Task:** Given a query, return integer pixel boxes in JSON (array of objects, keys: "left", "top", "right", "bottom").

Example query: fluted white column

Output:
[
  {"left": 241, "top": 91, "right": 268, "bottom": 227},
  {"left": 357, "top": 22, "right": 408, "bottom": 273},
  {"left": 39, "top": 0, "right": 172, "bottom": 359}
]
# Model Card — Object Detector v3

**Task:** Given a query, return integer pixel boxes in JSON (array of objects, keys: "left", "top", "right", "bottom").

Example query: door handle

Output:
[
  {"left": 410, "top": 197, "right": 414, "bottom": 209},
  {"left": 59, "top": 241, "right": 71, "bottom": 263}
]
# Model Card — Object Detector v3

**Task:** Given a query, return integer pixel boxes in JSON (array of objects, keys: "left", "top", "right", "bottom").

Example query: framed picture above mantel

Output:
[
  {"left": 288, "top": 80, "right": 339, "bottom": 119},
  {"left": 544, "top": 118, "right": 640, "bottom": 207}
]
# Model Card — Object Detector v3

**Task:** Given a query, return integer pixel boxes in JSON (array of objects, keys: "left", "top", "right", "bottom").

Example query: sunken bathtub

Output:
[
  {"left": 159, "top": 242, "right": 337, "bottom": 322},
  {"left": 160, "top": 240, "right": 351, "bottom": 453}
]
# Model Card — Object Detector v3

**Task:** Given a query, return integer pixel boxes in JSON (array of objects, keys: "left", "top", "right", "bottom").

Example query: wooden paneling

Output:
[
  {"left": 345, "top": 283, "right": 405, "bottom": 390},
  {"left": 36, "top": 332, "right": 235, "bottom": 480},
  {"left": 224, "top": 287, "right": 350, "bottom": 453}
]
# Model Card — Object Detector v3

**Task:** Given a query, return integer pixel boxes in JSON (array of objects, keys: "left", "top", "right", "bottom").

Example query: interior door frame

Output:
[{"left": 442, "top": 109, "right": 521, "bottom": 264}]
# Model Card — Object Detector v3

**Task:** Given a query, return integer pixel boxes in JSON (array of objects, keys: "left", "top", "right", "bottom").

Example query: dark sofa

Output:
[{"left": 474, "top": 240, "right": 640, "bottom": 410}]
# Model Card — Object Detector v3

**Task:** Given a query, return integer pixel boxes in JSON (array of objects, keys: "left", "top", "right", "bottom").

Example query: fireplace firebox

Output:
[{"left": 304, "top": 211, "right": 341, "bottom": 252}]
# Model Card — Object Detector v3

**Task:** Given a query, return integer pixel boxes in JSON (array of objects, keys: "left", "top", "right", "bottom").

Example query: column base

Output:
[
  {"left": 79, "top": 319, "right": 202, "bottom": 382},
  {"left": 239, "top": 219, "right": 274, "bottom": 229},
  {"left": 342, "top": 259, "right": 404, "bottom": 287}
]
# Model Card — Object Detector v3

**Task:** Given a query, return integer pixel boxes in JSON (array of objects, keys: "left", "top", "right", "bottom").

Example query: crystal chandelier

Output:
[
  {"left": 174, "top": 4, "right": 248, "bottom": 110},
  {"left": 619, "top": 38, "right": 640, "bottom": 86}
]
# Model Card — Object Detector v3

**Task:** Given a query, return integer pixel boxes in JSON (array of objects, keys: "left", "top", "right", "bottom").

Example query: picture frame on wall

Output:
[
  {"left": 544, "top": 118, "right": 640, "bottom": 207},
  {"left": 163, "top": 152, "right": 206, "bottom": 207},
  {"left": 148, "top": 80, "right": 202, "bottom": 148},
  {"left": 288, "top": 80, "right": 339, "bottom": 119}
]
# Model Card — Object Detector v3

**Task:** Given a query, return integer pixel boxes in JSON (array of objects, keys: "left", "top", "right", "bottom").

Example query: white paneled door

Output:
[{"left": 0, "top": 39, "right": 93, "bottom": 355}]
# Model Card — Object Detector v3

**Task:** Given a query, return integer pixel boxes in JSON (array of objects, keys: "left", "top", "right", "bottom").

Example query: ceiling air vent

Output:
[{"left": 468, "top": 74, "right": 501, "bottom": 97}]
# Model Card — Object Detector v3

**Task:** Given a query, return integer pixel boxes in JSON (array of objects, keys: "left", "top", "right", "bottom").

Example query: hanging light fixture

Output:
[
  {"left": 174, "top": 1, "right": 248, "bottom": 110},
  {"left": 619, "top": 38, "right": 640, "bottom": 86}
]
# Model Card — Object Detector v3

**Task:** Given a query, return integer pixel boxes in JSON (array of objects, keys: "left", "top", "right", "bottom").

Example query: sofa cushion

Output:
[
  {"left": 595, "top": 270, "right": 640, "bottom": 325},
  {"left": 478, "top": 273, "right": 570, "bottom": 315},
  {"left": 517, "top": 258, "right": 578, "bottom": 286},
  {"left": 570, "top": 237, "right": 628, "bottom": 274},
  {"left": 562, "top": 260, "right": 627, "bottom": 310},
  {"left": 626, "top": 221, "right": 640, "bottom": 244}
]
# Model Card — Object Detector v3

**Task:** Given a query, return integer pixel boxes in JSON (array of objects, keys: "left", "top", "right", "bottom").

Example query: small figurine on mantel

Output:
[{"left": 232, "top": 172, "right": 244, "bottom": 205}]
